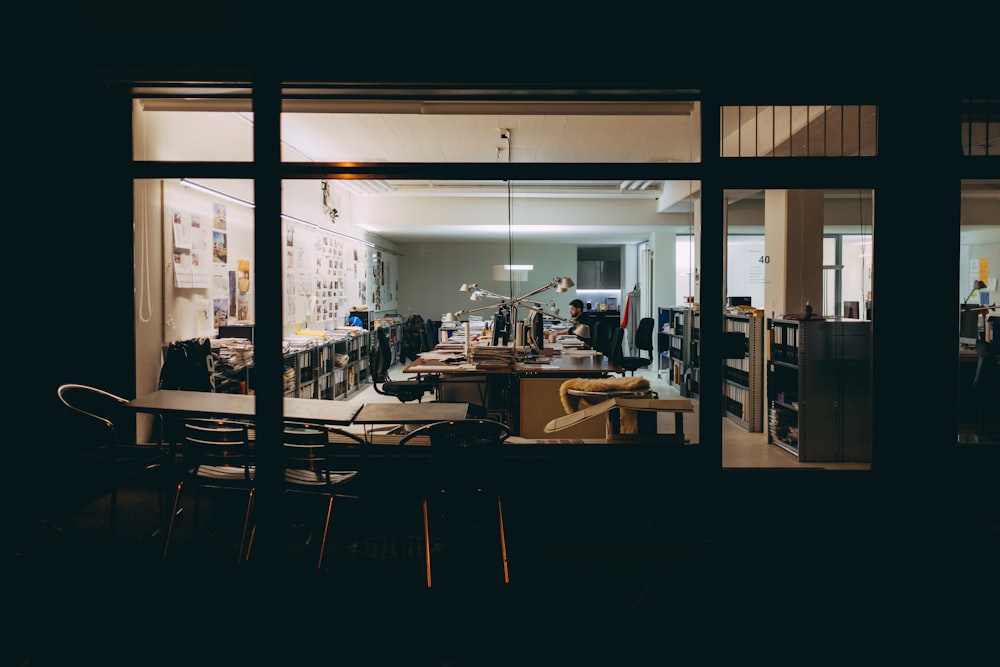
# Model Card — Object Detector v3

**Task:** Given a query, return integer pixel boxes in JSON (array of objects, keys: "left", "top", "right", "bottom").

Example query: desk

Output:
[
  {"left": 352, "top": 402, "right": 470, "bottom": 441},
  {"left": 515, "top": 354, "right": 623, "bottom": 438},
  {"left": 129, "top": 389, "right": 362, "bottom": 425},
  {"left": 405, "top": 349, "right": 622, "bottom": 436}
]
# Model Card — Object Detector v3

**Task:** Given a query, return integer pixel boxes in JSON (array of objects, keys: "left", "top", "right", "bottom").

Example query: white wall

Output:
[{"left": 397, "top": 242, "right": 578, "bottom": 322}]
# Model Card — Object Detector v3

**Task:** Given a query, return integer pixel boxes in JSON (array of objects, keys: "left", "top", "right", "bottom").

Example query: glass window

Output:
[
  {"left": 720, "top": 105, "right": 877, "bottom": 158},
  {"left": 133, "top": 94, "right": 253, "bottom": 162},
  {"left": 281, "top": 99, "right": 701, "bottom": 163}
]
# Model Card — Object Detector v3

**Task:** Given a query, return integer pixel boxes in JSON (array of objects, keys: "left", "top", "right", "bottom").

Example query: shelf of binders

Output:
[
  {"left": 767, "top": 317, "right": 871, "bottom": 462},
  {"left": 657, "top": 306, "right": 700, "bottom": 398},
  {"left": 723, "top": 312, "right": 764, "bottom": 432}
]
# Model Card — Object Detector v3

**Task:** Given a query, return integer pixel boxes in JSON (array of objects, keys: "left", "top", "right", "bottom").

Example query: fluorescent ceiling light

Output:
[
  {"left": 336, "top": 179, "right": 396, "bottom": 196},
  {"left": 280, "top": 214, "right": 375, "bottom": 247},
  {"left": 504, "top": 264, "right": 534, "bottom": 271},
  {"left": 180, "top": 179, "right": 255, "bottom": 208}
]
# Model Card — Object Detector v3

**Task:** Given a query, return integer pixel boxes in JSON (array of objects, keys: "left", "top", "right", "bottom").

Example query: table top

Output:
[
  {"left": 129, "top": 389, "right": 362, "bottom": 425},
  {"left": 352, "top": 401, "right": 470, "bottom": 424},
  {"left": 404, "top": 349, "right": 620, "bottom": 377}
]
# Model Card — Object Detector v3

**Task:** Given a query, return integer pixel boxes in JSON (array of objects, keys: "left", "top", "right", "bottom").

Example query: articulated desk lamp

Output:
[
  {"left": 964, "top": 279, "right": 988, "bottom": 305},
  {"left": 440, "top": 276, "right": 591, "bottom": 341},
  {"left": 962, "top": 280, "right": 998, "bottom": 343}
]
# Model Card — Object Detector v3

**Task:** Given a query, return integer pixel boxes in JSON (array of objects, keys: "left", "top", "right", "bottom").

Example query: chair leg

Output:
[
  {"left": 422, "top": 497, "right": 432, "bottom": 588},
  {"left": 317, "top": 495, "right": 334, "bottom": 570},
  {"left": 162, "top": 481, "right": 183, "bottom": 560},
  {"left": 497, "top": 495, "right": 510, "bottom": 584},
  {"left": 238, "top": 489, "right": 255, "bottom": 566},
  {"left": 245, "top": 524, "right": 256, "bottom": 562}
]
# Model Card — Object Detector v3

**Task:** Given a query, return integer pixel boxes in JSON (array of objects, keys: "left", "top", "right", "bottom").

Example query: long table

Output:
[
  {"left": 129, "top": 389, "right": 362, "bottom": 425},
  {"left": 351, "top": 401, "right": 471, "bottom": 442}
]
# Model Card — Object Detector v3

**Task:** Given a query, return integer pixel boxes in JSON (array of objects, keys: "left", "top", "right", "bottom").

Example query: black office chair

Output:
[
  {"left": 619, "top": 317, "right": 655, "bottom": 375},
  {"left": 371, "top": 325, "right": 437, "bottom": 403},
  {"left": 398, "top": 418, "right": 513, "bottom": 588},
  {"left": 606, "top": 324, "right": 627, "bottom": 369}
]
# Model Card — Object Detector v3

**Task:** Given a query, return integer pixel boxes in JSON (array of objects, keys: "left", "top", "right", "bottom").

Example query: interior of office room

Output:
[{"left": 133, "top": 102, "right": 1000, "bottom": 467}]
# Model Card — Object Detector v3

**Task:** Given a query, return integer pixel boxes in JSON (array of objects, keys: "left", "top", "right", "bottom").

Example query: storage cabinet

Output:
[
  {"left": 723, "top": 312, "right": 764, "bottom": 432},
  {"left": 767, "top": 318, "right": 871, "bottom": 461}
]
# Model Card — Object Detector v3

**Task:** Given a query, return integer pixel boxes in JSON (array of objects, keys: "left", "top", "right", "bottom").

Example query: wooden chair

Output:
[
  {"left": 162, "top": 418, "right": 254, "bottom": 563},
  {"left": 398, "top": 418, "right": 513, "bottom": 588}
]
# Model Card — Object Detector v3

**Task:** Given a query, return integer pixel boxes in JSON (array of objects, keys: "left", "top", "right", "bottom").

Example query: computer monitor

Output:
[
  {"left": 491, "top": 307, "right": 510, "bottom": 346},
  {"left": 960, "top": 304, "right": 981, "bottom": 344}
]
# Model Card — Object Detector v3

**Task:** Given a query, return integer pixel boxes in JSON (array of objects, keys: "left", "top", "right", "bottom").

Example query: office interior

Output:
[
  {"left": 18, "top": 18, "right": 995, "bottom": 573},
  {"left": 131, "top": 96, "right": 999, "bottom": 473},
  {"left": 11, "top": 20, "right": 999, "bottom": 663}
]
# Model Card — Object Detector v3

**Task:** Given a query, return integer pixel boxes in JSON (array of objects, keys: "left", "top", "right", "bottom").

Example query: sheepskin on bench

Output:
[{"left": 558, "top": 376, "right": 652, "bottom": 434}]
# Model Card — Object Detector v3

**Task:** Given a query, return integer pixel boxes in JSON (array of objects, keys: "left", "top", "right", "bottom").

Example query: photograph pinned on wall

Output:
[
  {"left": 213, "top": 230, "right": 228, "bottom": 264},
  {"left": 213, "top": 297, "right": 228, "bottom": 328},
  {"left": 172, "top": 209, "right": 191, "bottom": 250},
  {"left": 237, "top": 258, "right": 250, "bottom": 293},
  {"left": 213, "top": 203, "right": 226, "bottom": 230},
  {"left": 237, "top": 290, "right": 250, "bottom": 322}
]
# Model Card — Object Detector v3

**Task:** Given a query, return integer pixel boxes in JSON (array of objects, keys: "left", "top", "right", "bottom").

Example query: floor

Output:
[{"left": 12, "top": 364, "right": 993, "bottom": 666}]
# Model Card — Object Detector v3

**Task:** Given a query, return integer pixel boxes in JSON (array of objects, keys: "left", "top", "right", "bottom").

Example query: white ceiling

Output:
[
  {"left": 268, "top": 102, "right": 998, "bottom": 244},
  {"left": 277, "top": 102, "right": 701, "bottom": 244}
]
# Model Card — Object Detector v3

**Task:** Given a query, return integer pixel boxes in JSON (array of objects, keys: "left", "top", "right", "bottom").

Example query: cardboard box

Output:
[{"left": 544, "top": 397, "right": 694, "bottom": 433}]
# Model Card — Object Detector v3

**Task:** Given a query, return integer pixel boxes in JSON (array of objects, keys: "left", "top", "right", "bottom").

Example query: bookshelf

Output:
[
  {"left": 767, "top": 318, "right": 872, "bottom": 461},
  {"left": 280, "top": 330, "right": 370, "bottom": 401},
  {"left": 723, "top": 312, "right": 764, "bottom": 432},
  {"left": 658, "top": 306, "right": 700, "bottom": 398}
]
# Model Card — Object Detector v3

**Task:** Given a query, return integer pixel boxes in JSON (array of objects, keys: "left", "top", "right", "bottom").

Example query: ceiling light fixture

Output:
[
  {"left": 180, "top": 178, "right": 255, "bottom": 208},
  {"left": 335, "top": 179, "right": 397, "bottom": 196}
]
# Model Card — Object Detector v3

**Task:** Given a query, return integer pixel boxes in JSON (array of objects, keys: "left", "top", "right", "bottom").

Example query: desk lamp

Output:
[
  {"left": 442, "top": 276, "right": 589, "bottom": 338},
  {"left": 965, "top": 279, "right": 988, "bottom": 304}
]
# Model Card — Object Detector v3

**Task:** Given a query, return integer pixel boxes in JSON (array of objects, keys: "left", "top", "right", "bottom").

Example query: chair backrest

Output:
[
  {"left": 607, "top": 325, "right": 626, "bottom": 366},
  {"left": 398, "top": 418, "right": 511, "bottom": 492},
  {"left": 283, "top": 421, "right": 366, "bottom": 486},
  {"left": 589, "top": 319, "right": 608, "bottom": 355},
  {"left": 183, "top": 419, "right": 253, "bottom": 482},
  {"left": 57, "top": 383, "right": 129, "bottom": 448},
  {"left": 370, "top": 326, "right": 394, "bottom": 383},
  {"left": 635, "top": 317, "right": 655, "bottom": 356}
]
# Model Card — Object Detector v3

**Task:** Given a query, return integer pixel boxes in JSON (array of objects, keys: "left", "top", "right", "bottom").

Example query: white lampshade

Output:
[
  {"left": 459, "top": 283, "right": 476, "bottom": 292},
  {"left": 441, "top": 311, "right": 460, "bottom": 322},
  {"left": 572, "top": 323, "right": 591, "bottom": 338},
  {"left": 555, "top": 276, "right": 575, "bottom": 292}
]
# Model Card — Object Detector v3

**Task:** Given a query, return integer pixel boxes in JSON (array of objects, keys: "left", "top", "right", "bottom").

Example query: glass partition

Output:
[
  {"left": 722, "top": 188, "right": 873, "bottom": 469},
  {"left": 958, "top": 179, "right": 1000, "bottom": 444}
]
